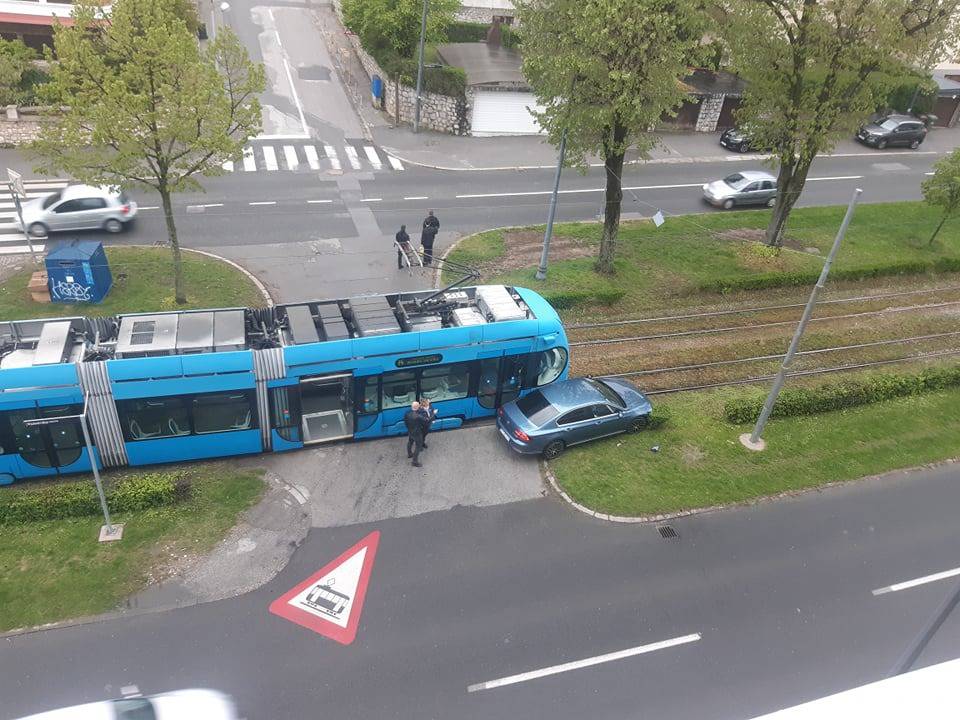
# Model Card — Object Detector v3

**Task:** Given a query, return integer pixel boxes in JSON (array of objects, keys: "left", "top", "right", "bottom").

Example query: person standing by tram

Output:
[
  {"left": 395, "top": 224, "right": 411, "bottom": 269},
  {"left": 404, "top": 401, "right": 428, "bottom": 467},
  {"left": 418, "top": 398, "right": 436, "bottom": 448},
  {"left": 420, "top": 210, "right": 440, "bottom": 266}
]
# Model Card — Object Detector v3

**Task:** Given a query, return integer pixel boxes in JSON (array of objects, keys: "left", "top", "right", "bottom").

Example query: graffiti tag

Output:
[{"left": 51, "top": 280, "right": 93, "bottom": 302}]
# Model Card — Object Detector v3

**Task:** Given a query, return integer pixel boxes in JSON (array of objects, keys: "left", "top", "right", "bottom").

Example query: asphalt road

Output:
[{"left": 3, "top": 462, "right": 960, "bottom": 720}]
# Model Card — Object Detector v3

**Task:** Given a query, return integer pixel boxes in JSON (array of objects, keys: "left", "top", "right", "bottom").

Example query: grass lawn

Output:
[
  {"left": 0, "top": 462, "right": 264, "bottom": 632},
  {"left": 0, "top": 246, "right": 265, "bottom": 320},
  {"left": 448, "top": 202, "right": 960, "bottom": 315},
  {"left": 549, "top": 384, "right": 960, "bottom": 518}
]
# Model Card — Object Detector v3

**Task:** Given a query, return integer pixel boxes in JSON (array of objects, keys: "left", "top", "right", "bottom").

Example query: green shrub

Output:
[
  {"left": 447, "top": 21, "right": 488, "bottom": 43},
  {"left": 0, "top": 472, "right": 187, "bottom": 525},
  {"left": 647, "top": 405, "right": 670, "bottom": 429},
  {"left": 723, "top": 366, "right": 960, "bottom": 423},
  {"left": 544, "top": 288, "right": 625, "bottom": 309},
  {"left": 500, "top": 25, "right": 521, "bottom": 48},
  {"left": 372, "top": 47, "right": 466, "bottom": 96},
  {"left": 697, "top": 257, "right": 959, "bottom": 294}
]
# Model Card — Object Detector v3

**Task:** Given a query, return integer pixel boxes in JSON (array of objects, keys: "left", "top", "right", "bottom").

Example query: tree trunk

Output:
[
  {"left": 159, "top": 184, "right": 187, "bottom": 304},
  {"left": 929, "top": 212, "right": 949, "bottom": 246},
  {"left": 765, "top": 153, "right": 813, "bottom": 247},
  {"left": 597, "top": 122, "right": 628, "bottom": 275}
]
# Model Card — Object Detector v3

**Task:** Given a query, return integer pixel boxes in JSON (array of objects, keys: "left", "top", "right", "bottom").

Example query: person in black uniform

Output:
[
  {"left": 420, "top": 210, "right": 440, "bottom": 266},
  {"left": 395, "top": 224, "right": 411, "bottom": 269},
  {"left": 417, "top": 398, "right": 436, "bottom": 448},
  {"left": 404, "top": 401, "right": 428, "bottom": 467}
]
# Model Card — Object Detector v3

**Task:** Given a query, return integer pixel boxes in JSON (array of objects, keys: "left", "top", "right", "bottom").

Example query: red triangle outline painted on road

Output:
[{"left": 269, "top": 530, "right": 380, "bottom": 645}]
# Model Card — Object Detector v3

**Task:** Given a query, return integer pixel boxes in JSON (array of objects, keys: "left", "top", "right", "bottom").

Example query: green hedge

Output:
[
  {"left": 723, "top": 366, "right": 960, "bottom": 424},
  {"left": 447, "top": 21, "right": 488, "bottom": 43},
  {"left": 0, "top": 472, "right": 188, "bottom": 525},
  {"left": 544, "top": 289, "right": 625, "bottom": 309},
  {"left": 369, "top": 44, "right": 467, "bottom": 97},
  {"left": 699, "top": 257, "right": 960, "bottom": 294}
]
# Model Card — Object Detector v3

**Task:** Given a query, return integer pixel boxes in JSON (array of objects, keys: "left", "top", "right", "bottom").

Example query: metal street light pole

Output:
[
  {"left": 413, "top": 0, "right": 429, "bottom": 133},
  {"left": 6, "top": 169, "right": 37, "bottom": 265},
  {"left": 536, "top": 129, "right": 567, "bottom": 280},
  {"left": 740, "top": 187, "right": 862, "bottom": 451}
]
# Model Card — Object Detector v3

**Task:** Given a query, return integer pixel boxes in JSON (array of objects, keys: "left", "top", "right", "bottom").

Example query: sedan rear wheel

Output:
[
  {"left": 722, "top": 198, "right": 735, "bottom": 210},
  {"left": 739, "top": 142, "right": 750, "bottom": 153},
  {"left": 767, "top": 196, "right": 776, "bottom": 208},
  {"left": 103, "top": 218, "right": 123, "bottom": 233},
  {"left": 542, "top": 440, "right": 566, "bottom": 460},
  {"left": 910, "top": 139, "right": 920, "bottom": 149}
]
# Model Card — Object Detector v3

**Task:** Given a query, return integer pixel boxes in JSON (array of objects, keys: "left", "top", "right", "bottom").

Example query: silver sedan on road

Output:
[
  {"left": 17, "top": 184, "right": 137, "bottom": 238},
  {"left": 702, "top": 170, "right": 778, "bottom": 209}
]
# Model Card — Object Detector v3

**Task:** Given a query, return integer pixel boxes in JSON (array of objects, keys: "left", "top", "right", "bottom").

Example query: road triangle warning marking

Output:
[{"left": 269, "top": 530, "right": 380, "bottom": 645}]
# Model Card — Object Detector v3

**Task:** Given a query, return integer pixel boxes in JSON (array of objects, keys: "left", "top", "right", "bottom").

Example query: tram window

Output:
[
  {"left": 499, "top": 355, "right": 526, "bottom": 405},
  {"left": 357, "top": 376, "right": 380, "bottom": 415},
  {"left": 269, "top": 387, "right": 301, "bottom": 442},
  {"left": 381, "top": 371, "right": 416, "bottom": 410},
  {"left": 421, "top": 363, "right": 471, "bottom": 403},
  {"left": 192, "top": 392, "right": 255, "bottom": 434},
  {"left": 39, "top": 405, "right": 84, "bottom": 453},
  {"left": 535, "top": 348, "right": 568, "bottom": 386},
  {"left": 478, "top": 359, "right": 499, "bottom": 409},
  {"left": 120, "top": 397, "right": 190, "bottom": 441},
  {"left": 6, "top": 409, "right": 50, "bottom": 463}
]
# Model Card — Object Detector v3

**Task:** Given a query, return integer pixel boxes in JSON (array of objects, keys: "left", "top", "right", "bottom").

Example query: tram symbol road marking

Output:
[{"left": 269, "top": 530, "right": 379, "bottom": 645}]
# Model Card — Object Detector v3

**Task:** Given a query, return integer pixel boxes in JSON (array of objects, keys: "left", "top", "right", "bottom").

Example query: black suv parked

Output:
[{"left": 856, "top": 115, "right": 927, "bottom": 149}]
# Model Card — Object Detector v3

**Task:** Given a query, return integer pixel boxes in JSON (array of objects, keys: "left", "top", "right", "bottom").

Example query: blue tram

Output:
[{"left": 0, "top": 285, "right": 568, "bottom": 485}]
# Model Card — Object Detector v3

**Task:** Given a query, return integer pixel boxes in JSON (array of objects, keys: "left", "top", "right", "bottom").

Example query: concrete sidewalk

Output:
[{"left": 375, "top": 122, "right": 960, "bottom": 171}]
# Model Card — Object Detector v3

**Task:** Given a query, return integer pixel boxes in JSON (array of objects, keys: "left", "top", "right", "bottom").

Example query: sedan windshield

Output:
[
  {"left": 515, "top": 391, "right": 560, "bottom": 426},
  {"left": 723, "top": 173, "right": 747, "bottom": 189},
  {"left": 587, "top": 379, "right": 625, "bottom": 408},
  {"left": 879, "top": 119, "right": 899, "bottom": 131},
  {"left": 41, "top": 191, "right": 62, "bottom": 209}
]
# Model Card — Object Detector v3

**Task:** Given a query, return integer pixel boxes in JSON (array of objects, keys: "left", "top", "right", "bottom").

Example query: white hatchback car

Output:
[
  {"left": 18, "top": 184, "right": 138, "bottom": 238},
  {"left": 12, "top": 688, "right": 238, "bottom": 720}
]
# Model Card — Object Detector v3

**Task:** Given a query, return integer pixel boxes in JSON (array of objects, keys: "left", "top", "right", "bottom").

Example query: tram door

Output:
[
  {"left": 5, "top": 404, "right": 85, "bottom": 476},
  {"left": 299, "top": 374, "right": 354, "bottom": 443}
]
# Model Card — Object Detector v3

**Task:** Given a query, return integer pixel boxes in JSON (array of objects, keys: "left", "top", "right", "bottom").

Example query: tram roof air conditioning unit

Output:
[{"left": 475, "top": 285, "right": 526, "bottom": 322}]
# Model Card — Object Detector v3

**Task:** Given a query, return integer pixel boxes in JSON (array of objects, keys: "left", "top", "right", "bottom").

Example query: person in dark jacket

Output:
[
  {"left": 417, "top": 398, "right": 436, "bottom": 448},
  {"left": 420, "top": 210, "right": 440, "bottom": 266},
  {"left": 395, "top": 224, "right": 411, "bottom": 269},
  {"left": 404, "top": 401, "right": 428, "bottom": 467}
]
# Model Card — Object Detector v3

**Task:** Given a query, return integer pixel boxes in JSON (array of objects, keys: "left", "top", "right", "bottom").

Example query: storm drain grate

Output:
[{"left": 657, "top": 525, "right": 679, "bottom": 539}]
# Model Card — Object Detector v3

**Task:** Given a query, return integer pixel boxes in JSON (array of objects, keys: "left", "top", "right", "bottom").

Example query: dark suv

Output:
[{"left": 856, "top": 115, "right": 927, "bottom": 149}]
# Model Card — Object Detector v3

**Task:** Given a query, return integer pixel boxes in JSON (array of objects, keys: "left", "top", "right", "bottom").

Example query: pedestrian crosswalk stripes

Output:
[
  {"left": 0, "top": 180, "right": 65, "bottom": 255},
  {"left": 229, "top": 142, "right": 403, "bottom": 174}
]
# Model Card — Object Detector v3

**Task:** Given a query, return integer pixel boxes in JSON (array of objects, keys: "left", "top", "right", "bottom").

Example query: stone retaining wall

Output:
[{"left": 0, "top": 106, "right": 50, "bottom": 147}]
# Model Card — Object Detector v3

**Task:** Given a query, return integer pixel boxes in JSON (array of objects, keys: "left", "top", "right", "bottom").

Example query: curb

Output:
[
  {"left": 543, "top": 454, "right": 960, "bottom": 525},
  {"left": 181, "top": 247, "right": 274, "bottom": 306}
]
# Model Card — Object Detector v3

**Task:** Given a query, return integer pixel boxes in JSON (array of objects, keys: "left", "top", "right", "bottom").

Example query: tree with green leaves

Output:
[
  {"left": 719, "top": 0, "right": 960, "bottom": 247},
  {"left": 342, "top": 0, "right": 458, "bottom": 59},
  {"left": 32, "top": 0, "right": 264, "bottom": 304},
  {"left": 922, "top": 148, "right": 960, "bottom": 245},
  {"left": 516, "top": 0, "right": 704, "bottom": 274},
  {"left": 0, "top": 39, "right": 39, "bottom": 106}
]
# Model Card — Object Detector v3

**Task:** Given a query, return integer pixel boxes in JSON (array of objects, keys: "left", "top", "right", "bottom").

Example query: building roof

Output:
[
  {"left": 0, "top": 0, "right": 86, "bottom": 26},
  {"left": 933, "top": 70, "right": 960, "bottom": 96},
  {"left": 436, "top": 43, "right": 526, "bottom": 86}
]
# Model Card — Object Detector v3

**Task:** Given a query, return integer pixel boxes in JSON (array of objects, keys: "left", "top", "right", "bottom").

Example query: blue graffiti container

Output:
[{"left": 45, "top": 240, "right": 113, "bottom": 304}]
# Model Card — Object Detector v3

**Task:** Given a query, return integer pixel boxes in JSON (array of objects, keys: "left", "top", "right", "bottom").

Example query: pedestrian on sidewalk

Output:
[
  {"left": 395, "top": 224, "right": 411, "bottom": 269},
  {"left": 404, "top": 400, "right": 428, "bottom": 467},
  {"left": 421, "top": 210, "right": 440, "bottom": 266},
  {"left": 418, "top": 398, "right": 436, "bottom": 448}
]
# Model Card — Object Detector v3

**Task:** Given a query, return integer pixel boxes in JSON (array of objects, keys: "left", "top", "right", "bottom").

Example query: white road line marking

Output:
[
  {"left": 807, "top": 175, "right": 863, "bottom": 181},
  {"left": 363, "top": 145, "right": 382, "bottom": 169},
  {"left": 243, "top": 147, "right": 256, "bottom": 171},
  {"left": 404, "top": 196, "right": 428, "bottom": 200},
  {"left": 221, "top": 159, "right": 234, "bottom": 172},
  {"left": 0, "top": 244, "right": 44, "bottom": 254},
  {"left": 455, "top": 182, "right": 703, "bottom": 200},
  {"left": 0, "top": 221, "right": 20, "bottom": 229},
  {"left": 283, "top": 145, "right": 299, "bottom": 170},
  {"left": 139, "top": 206, "right": 159, "bottom": 210},
  {"left": 307, "top": 199, "right": 333, "bottom": 204},
  {"left": 20, "top": 181, "right": 68, "bottom": 189},
  {"left": 873, "top": 566, "right": 960, "bottom": 596},
  {"left": 256, "top": 133, "right": 310, "bottom": 140},
  {"left": 281, "top": 56, "right": 309, "bottom": 136},
  {"left": 268, "top": 8, "right": 275, "bottom": 20},
  {"left": 344, "top": 145, "right": 362, "bottom": 170},
  {"left": 262, "top": 145, "right": 278, "bottom": 171},
  {"left": 304, "top": 145, "right": 320, "bottom": 170},
  {"left": 362, "top": 198, "right": 382, "bottom": 202},
  {"left": 275, "top": 30, "right": 282, "bottom": 44},
  {"left": 387, "top": 155, "right": 405, "bottom": 171},
  {"left": 467, "top": 633, "right": 701, "bottom": 693},
  {"left": 324, "top": 144, "right": 341, "bottom": 171},
  {"left": 202, "top": 203, "right": 223, "bottom": 208},
  {"left": 249, "top": 201, "right": 277, "bottom": 206},
  {"left": 925, "top": 172, "right": 935, "bottom": 176}
]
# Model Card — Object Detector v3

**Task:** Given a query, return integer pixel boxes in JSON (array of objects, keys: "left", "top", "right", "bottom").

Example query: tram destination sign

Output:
[{"left": 396, "top": 353, "right": 442, "bottom": 368}]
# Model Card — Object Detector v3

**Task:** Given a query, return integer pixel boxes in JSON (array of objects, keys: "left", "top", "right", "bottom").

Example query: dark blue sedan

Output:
[{"left": 496, "top": 377, "right": 653, "bottom": 459}]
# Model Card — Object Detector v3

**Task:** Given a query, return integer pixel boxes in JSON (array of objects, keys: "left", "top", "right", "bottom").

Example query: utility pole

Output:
[
  {"left": 413, "top": 0, "right": 429, "bottom": 133},
  {"left": 740, "top": 187, "right": 862, "bottom": 451},
  {"left": 6, "top": 168, "right": 37, "bottom": 265},
  {"left": 536, "top": 129, "right": 567, "bottom": 280}
]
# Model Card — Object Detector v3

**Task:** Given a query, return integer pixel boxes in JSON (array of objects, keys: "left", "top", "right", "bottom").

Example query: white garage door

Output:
[{"left": 471, "top": 90, "right": 546, "bottom": 137}]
